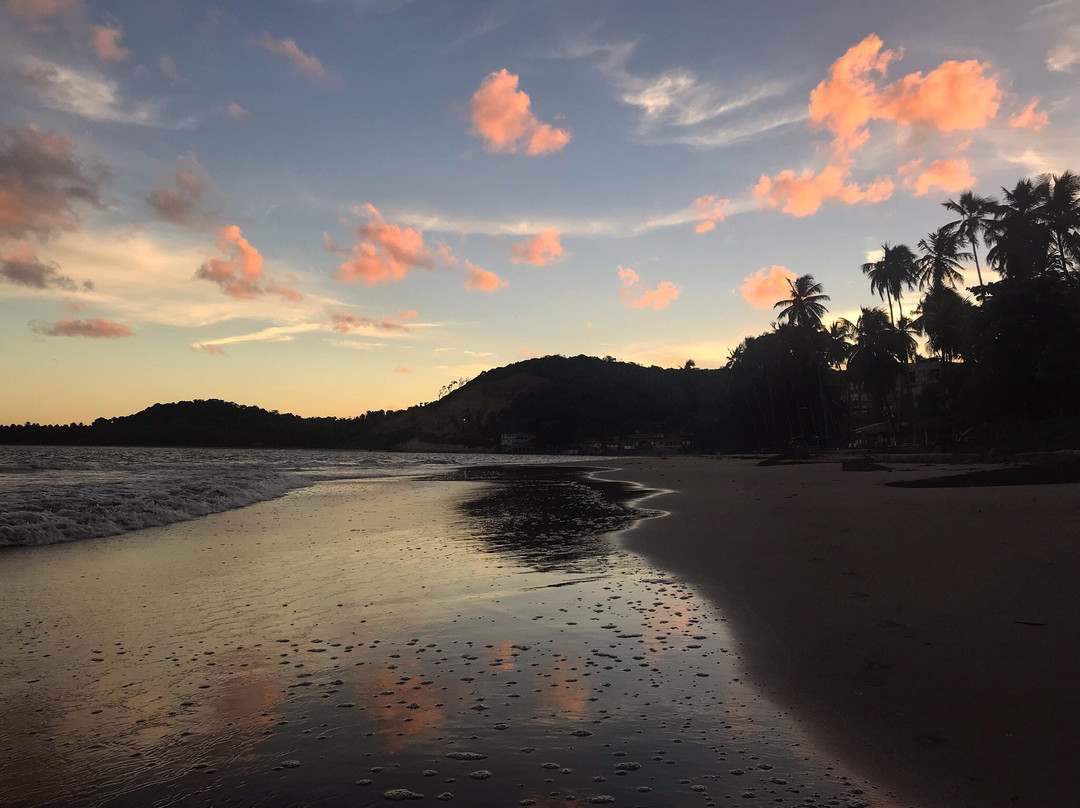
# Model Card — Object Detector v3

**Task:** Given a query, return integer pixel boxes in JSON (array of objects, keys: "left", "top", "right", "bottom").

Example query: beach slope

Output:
[{"left": 608, "top": 455, "right": 1080, "bottom": 808}]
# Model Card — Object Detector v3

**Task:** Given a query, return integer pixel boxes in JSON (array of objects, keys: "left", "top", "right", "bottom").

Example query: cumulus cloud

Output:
[
  {"left": 740, "top": 264, "right": 797, "bottom": 309},
  {"left": 146, "top": 154, "right": 215, "bottom": 228},
  {"left": 0, "top": 122, "right": 108, "bottom": 241},
  {"left": 195, "top": 225, "right": 300, "bottom": 301},
  {"left": 509, "top": 229, "right": 566, "bottom": 265},
  {"left": 1009, "top": 98, "right": 1049, "bottom": 130},
  {"left": 618, "top": 264, "right": 680, "bottom": 309},
  {"left": 899, "top": 158, "right": 975, "bottom": 196},
  {"left": 31, "top": 317, "right": 132, "bottom": 337},
  {"left": 469, "top": 69, "right": 570, "bottom": 155},
  {"left": 809, "top": 34, "right": 1002, "bottom": 155},
  {"left": 226, "top": 102, "right": 247, "bottom": 120},
  {"left": 692, "top": 195, "right": 729, "bottom": 233},
  {"left": 1, "top": 240, "right": 79, "bottom": 289},
  {"left": 753, "top": 164, "right": 894, "bottom": 217},
  {"left": 252, "top": 33, "right": 335, "bottom": 86},
  {"left": 464, "top": 259, "right": 507, "bottom": 291},
  {"left": 91, "top": 23, "right": 129, "bottom": 61},
  {"left": 334, "top": 204, "right": 437, "bottom": 284}
]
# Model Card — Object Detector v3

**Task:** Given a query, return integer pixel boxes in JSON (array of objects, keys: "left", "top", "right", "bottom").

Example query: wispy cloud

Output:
[
  {"left": 251, "top": 33, "right": 338, "bottom": 87},
  {"left": 13, "top": 57, "right": 188, "bottom": 127}
]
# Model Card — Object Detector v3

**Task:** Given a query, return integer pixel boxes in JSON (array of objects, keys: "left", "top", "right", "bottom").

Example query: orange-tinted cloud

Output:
[
  {"left": 252, "top": 33, "right": 333, "bottom": 85},
  {"left": 226, "top": 103, "right": 247, "bottom": 121},
  {"left": 393, "top": 366, "right": 410, "bottom": 374},
  {"left": 397, "top": 308, "right": 418, "bottom": 319},
  {"left": 1009, "top": 98, "right": 1049, "bottom": 131},
  {"left": 4, "top": 0, "right": 82, "bottom": 21},
  {"left": 753, "top": 164, "right": 894, "bottom": 217},
  {"left": 464, "top": 260, "right": 508, "bottom": 291},
  {"left": 0, "top": 122, "right": 108, "bottom": 241},
  {"left": 31, "top": 317, "right": 132, "bottom": 337},
  {"left": 810, "top": 34, "right": 1002, "bottom": 155},
  {"left": 336, "top": 204, "right": 435, "bottom": 284},
  {"left": 618, "top": 265, "right": 680, "bottom": 309},
  {"left": 192, "top": 342, "right": 225, "bottom": 355},
  {"left": 899, "top": 158, "right": 975, "bottom": 196},
  {"left": 195, "top": 226, "right": 299, "bottom": 301},
  {"left": 331, "top": 312, "right": 408, "bottom": 333},
  {"left": 437, "top": 241, "right": 458, "bottom": 266},
  {"left": 91, "top": 24, "right": 128, "bottom": 61},
  {"left": 693, "top": 195, "right": 729, "bottom": 233},
  {"left": 469, "top": 69, "right": 570, "bottom": 156},
  {"left": 146, "top": 154, "right": 213, "bottom": 228},
  {"left": 740, "top": 264, "right": 797, "bottom": 309},
  {"left": 509, "top": 229, "right": 566, "bottom": 265}
]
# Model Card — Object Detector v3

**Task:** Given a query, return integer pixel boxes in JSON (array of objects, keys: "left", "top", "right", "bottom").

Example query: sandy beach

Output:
[{"left": 605, "top": 455, "right": 1080, "bottom": 808}]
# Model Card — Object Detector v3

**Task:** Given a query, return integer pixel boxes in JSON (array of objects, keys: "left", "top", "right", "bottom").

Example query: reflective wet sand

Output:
[{"left": 0, "top": 469, "right": 905, "bottom": 806}]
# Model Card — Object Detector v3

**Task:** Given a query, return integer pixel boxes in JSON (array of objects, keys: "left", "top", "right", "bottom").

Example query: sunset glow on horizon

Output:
[{"left": 2, "top": 0, "right": 1077, "bottom": 423}]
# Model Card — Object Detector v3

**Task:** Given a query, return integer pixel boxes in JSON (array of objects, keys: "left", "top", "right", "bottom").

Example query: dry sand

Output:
[{"left": 604, "top": 455, "right": 1080, "bottom": 808}]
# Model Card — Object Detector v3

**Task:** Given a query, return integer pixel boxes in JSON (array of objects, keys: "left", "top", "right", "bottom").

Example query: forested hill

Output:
[{"left": 0, "top": 356, "right": 741, "bottom": 451}]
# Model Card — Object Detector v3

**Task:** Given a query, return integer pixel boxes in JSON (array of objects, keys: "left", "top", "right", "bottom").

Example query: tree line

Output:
[{"left": 726, "top": 170, "right": 1080, "bottom": 450}]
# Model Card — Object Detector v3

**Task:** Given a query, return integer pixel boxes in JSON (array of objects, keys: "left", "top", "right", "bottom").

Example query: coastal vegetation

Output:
[{"left": 3, "top": 170, "right": 1078, "bottom": 454}]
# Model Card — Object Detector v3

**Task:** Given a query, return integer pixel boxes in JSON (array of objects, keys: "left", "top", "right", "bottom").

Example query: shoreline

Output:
[{"left": 601, "top": 454, "right": 1080, "bottom": 808}]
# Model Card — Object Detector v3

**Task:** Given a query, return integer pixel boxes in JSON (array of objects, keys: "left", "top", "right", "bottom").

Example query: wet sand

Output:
[
  {"left": 604, "top": 456, "right": 1080, "bottom": 808},
  {"left": 0, "top": 469, "right": 898, "bottom": 807}
]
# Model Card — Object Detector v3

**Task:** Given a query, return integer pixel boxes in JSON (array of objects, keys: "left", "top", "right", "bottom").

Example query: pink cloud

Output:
[
  {"left": 753, "top": 164, "right": 894, "bottom": 217},
  {"left": 899, "top": 158, "right": 975, "bottom": 196},
  {"left": 464, "top": 260, "right": 508, "bottom": 292},
  {"left": 393, "top": 366, "right": 410, "bottom": 374},
  {"left": 331, "top": 312, "right": 408, "bottom": 333},
  {"left": 810, "top": 34, "right": 1002, "bottom": 156},
  {"left": 469, "top": 69, "right": 570, "bottom": 156},
  {"left": 693, "top": 195, "right": 729, "bottom": 233},
  {"left": 192, "top": 343, "right": 225, "bottom": 355},
  {"left": 509, "top": 229, "right": 566, "bottom": 265},
  {"left": 226, "top": 103, "right": 247, "bottom": 121},
  {"left": 397, "top": 308, "right": 418, "bottom": 319},
  {"left": 252, "top": 33, "right": 333, "bottom": 85},
  {"left": 437, "top": 241, "right": 458, "bottom": 266},
  {"left": 195, "top": 225, "right": 264, "bottom": 299},
  {"left": 618, "top": 265, "right": 680, "bottom": 309},
  {"left": 5, "top": 0, "right": 82, "bottom": 21},
  {"left": 1009, "top": 98, "right": 1049, "bottom": 131},
  {"left": 335, "top": 204, "right": 435, "bottom": 284},
  {"left": 275, "top": 285, "right": 302, "bottom": 302},
  {"left": 91, "top": 24, "right": 128, "bottom": 61},
  {"left": 740, "top": 265, "right": 797, "bottom": 309},
  {"left": 32, "top": 317, "right": 132, "bottom": 337}
]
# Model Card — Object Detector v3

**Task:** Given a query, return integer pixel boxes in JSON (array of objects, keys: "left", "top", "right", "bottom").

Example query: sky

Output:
[{"left": 2, "top": 0, "right": 1078, "bottom": 423}]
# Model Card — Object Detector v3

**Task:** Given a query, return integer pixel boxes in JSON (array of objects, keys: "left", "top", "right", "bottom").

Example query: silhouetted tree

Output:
[
  {"left": 862, "top": 243, "right": 918, "bottom": 323},
  {"left": 943, "top": 190, "right": 995, "bottom": 290},
  {"left": 917, "top": 226, "right": 969, "bottom": 291},
  {"left": 774, "top": 274, "right": 829, "bottom": 329}
]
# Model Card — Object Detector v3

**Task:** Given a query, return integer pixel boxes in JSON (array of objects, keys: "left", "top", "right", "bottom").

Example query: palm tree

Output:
[
  {"left": 917, "top": 227, "right": 970, "bottom": 291},
  {"left": 1036, "top": 170, "right": 1080, "bottom": 278},
  {"left": 846, "top": 307, "right": 911, "bottom": 419},
  {"left": 825, "top": 318, "right": 854, "bottom": 369},
  {"left": 943, "top": 190, "right": 995, "bottom": 289},
  {"left": 985, "top": 179, "right": 1053, "bottom": 281},
  {"left": 861, "top": 243, "right": 918, "bottom": 323},
  {"left": 774, "top": 274, "right": 829, "bottom": 329},
  {"left": 913, "top": 286, "right": 975, "bottom": 363}
]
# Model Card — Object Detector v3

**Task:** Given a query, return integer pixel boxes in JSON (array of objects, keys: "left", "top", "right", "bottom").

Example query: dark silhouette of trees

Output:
[
  {"left": 862, "top": 243, "right": 918, "bottom": 323},
  {"left": 943, "top": 191, "right": 995, "bottom": 289},
  {"left": 1037, "top": 170, "right": 1080, "bottom": 277},
  {"left": 774, "top": 274, "right": 829, "bottom": 329},
  {"left": 917, "top": 227, "right": 969, "bottom": 291}
]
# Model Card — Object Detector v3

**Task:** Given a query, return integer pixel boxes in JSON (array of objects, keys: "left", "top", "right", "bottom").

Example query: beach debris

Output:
[
  {"left": 569, "top": 729, "right": 592, "bottom": 737},
  {"left": 446, "top": 752, "right": 487, "bottom": 760},
  {"left": 468, "top": 769, "right": 493, "bottom": 779},
  {"left": 383, "top": 788, "right": 424, "bottom": 800},
  {"left": 281, "top": 760, "right": 301, "bottom": 768},
  {"left": 588, "top": 797, "right": 615, "bottom": 804},
  {"left": 436, "top": 793, "right": 455, "bottom": 801}
]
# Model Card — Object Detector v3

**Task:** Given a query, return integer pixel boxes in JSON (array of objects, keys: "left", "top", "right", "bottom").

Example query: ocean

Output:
[{"left": 0, "top": 447, "right": 891, "bottom": 806}]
